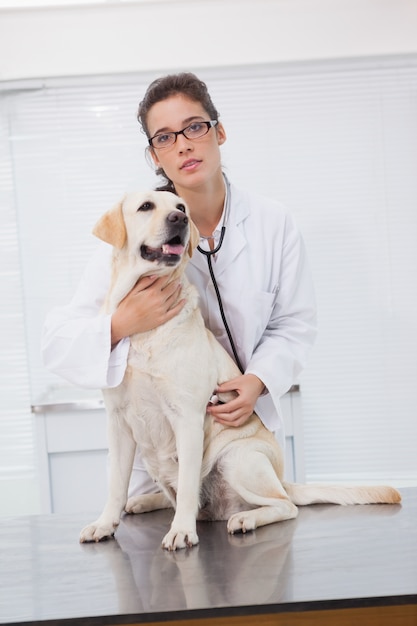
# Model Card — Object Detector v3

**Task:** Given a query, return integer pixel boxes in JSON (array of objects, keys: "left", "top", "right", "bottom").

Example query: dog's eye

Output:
[
  {"left": 137, "top": 201, "right": 154, "bottom": 212},
  {"left": 176, "top": 203, "right": 186, "bottom": 213}
]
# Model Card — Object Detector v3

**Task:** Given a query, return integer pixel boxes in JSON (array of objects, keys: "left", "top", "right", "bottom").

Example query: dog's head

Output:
[{"left": 92, "top": 190, "right": 200, "bottom": 273}]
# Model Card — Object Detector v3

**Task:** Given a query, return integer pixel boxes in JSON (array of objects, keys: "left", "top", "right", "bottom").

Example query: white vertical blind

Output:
[
  {"left": 9, "top": 79, "right": 157, "bottom": 398},
  {"left": 1, "top": 57, "right": 416, "bottom": 515},
  {"left": 0, "top": 96, "right": 39, "bottom": 513},
  {"left": 214, "top": 62, "right": 417, "bottom": 484}
]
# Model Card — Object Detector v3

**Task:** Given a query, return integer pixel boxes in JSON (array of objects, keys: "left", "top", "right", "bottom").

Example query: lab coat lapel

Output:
[{"left": 214, "top": 221, "right": 246, "bottom": 277}]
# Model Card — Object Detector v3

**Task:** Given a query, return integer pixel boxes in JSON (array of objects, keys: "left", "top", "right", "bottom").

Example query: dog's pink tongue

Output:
[{"left": 162, "top": 243, "right": 185, "bottom": 255}]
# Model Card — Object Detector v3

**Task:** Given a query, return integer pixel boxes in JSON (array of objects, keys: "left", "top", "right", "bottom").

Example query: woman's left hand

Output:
[{"left": 206, "top": 374, "right": 265, "bottom": 427}]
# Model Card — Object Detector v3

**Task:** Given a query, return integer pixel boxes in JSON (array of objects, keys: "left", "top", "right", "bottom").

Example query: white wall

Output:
[{"left": 0, "top": 0, "right": 417, "bottom": 84}]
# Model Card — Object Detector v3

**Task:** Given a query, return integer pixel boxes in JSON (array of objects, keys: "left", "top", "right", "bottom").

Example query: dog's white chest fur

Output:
[{"left": 103, "top": 280, "right": 219, "bottom": 490}]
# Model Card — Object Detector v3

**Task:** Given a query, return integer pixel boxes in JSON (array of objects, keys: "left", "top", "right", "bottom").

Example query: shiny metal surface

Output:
[
  {"left": 31, "top": 387, "right": 105, "bottom": 414},
  {"left": 1, "top": 489, "right": 416, "bottom": 624},
  {"left": 31, "top": 399, "right": 105, "bottom": 413}
]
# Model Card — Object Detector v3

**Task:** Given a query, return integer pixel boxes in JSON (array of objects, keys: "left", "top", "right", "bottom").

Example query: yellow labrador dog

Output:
[{"left": 80, "top": 191, "right": 401, "bottom": 550}]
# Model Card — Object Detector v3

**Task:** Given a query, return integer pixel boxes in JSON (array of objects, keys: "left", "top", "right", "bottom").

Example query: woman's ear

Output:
[
  {"left": 146, "top": 145, "right": 160, "bottom": 168},
  {"left": 216, "top": 122, "right": 227, "bottom": 146}
]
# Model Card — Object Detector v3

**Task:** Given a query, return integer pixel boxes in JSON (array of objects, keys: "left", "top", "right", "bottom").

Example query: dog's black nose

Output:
[{"left": 167, "top": 210, "right": 188, "bottom": 224}]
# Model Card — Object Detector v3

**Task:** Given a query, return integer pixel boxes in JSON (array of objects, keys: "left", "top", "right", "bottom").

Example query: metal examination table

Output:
[{"left": 1, "top": 489, "right": 416, "bottom": 625}]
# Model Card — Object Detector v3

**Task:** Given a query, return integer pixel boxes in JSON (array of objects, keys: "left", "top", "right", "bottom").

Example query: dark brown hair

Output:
[{"left": 137, "top": 73, "right": 220, "bottom": 192}]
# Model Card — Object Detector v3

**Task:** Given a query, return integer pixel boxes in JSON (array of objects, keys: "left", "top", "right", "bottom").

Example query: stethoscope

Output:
[{"left": 196, "top": 176, "right": 244, "bottom": 373}]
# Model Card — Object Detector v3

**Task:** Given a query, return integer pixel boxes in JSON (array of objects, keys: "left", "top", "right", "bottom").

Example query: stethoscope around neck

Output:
[{"left": 195, "top": 177, "right": 244, "bottom": 373}]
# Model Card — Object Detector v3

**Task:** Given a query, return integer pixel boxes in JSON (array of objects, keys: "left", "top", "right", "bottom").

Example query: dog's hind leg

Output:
[
  {"left": 126, "top": 492, "right": 172, "bottom": 514},
  {"left": 228, "top": 503, "right": 297, "bottom": 534},
  {"left": 222, "top": 449, "right": 298, "bottom": 534},
  {"left": 80, "top": 420, "right": 136, "bottom": 543}
]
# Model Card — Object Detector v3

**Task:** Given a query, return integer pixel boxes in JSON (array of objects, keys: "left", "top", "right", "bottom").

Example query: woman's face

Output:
[{"left": 146, "top": 93, "right": 226, "bottom": 191}]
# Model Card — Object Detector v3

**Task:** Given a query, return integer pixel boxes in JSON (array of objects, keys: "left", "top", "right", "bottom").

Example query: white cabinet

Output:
[
  {"left": 33, "top": 386, "right": 304, "bottom": 514},
  {"left": 281, "top": 385, "right": 305, "bottom": 483},
  {"left": 34, "top": 390, "right": 108, "bottom": 514}
]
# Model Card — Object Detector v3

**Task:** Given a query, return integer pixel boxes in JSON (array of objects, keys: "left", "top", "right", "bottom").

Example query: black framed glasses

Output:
[{"left": 148, "top": 120, "right": 218, "bottom": 149}]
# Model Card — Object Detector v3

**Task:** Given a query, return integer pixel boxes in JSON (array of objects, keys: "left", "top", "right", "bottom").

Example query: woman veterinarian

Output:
[{"left": 42, "top": 73, "right": 317, "bottom": 496}]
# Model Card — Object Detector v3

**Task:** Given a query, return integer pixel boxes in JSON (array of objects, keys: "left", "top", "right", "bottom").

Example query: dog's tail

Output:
[{"left": 283, "top": 482, "right": 401, "bottom": 506}]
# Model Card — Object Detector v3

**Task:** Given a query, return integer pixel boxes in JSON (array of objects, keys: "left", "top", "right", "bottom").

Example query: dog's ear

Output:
[
  {"left": 187, "top": 219, "right": 200, "bottom": 257},
  {"left": 92, "top": 201, "right": 127, "bottom": 249}
]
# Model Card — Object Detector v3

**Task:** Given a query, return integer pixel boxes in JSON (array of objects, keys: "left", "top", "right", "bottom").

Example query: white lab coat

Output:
[{"left": 42, "top": 182, "right": 317, "bottom": 493}]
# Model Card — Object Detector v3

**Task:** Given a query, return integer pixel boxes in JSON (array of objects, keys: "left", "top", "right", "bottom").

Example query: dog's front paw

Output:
[
  {"left": 161, "top": 528, "right": 199, "bottom": 551},
  {"left": 79, "top": 519, "right": 119, "bottom": 543}
]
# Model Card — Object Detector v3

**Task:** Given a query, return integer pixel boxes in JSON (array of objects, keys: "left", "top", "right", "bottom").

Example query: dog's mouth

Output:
[{"left": 140, "top": 235, "right": 186, "bottom": 266}]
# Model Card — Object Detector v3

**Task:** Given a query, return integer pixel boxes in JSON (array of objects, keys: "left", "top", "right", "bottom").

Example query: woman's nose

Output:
[{"left": 176, "top": 133, "right": 193, "bottom": 152}]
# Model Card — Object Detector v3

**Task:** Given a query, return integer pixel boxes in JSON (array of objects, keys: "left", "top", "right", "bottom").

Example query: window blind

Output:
[{"left": 0, "top": 96, "right": 39, "bottom": 513}]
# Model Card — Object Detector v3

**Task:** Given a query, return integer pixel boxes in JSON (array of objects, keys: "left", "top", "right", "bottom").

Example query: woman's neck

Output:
[{"left": 175, "top": 173, "right": 226, "bottom": 238}]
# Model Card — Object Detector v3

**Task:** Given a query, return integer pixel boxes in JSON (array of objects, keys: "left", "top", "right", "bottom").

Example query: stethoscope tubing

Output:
[{"left": 196, "top": 180, "right": 244, "bottom": 373}]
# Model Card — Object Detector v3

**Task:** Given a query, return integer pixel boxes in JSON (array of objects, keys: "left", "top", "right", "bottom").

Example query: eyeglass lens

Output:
[{"left": 150, "top": 121, "right": 217, "bottom": 149}]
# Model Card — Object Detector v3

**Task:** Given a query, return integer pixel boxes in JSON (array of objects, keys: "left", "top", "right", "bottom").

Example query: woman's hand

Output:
[
  {"left": 110, "top": 275, "right": 185, "bottom": 346},
  {"left": 206, "top": 374, "right": 265, "bottom": 427}
]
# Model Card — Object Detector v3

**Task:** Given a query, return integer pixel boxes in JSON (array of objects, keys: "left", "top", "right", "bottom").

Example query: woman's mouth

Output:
[{"left": 181, "top": 159, "right": 201, "bottom": 171}]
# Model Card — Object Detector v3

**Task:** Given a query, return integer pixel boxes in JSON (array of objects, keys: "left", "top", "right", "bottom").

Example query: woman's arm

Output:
[
  {"left": 110, "top": 275, "right": 184, "bottom": 346},
  {"left": 41, "top": 244, "right": 125, "bottom": 388},
  {"left": 207, "top": 210, "right": 317, "bottom": 428},
  {"left": 41, "top": 244, "right": 185, "bottom": 389},
  {"left": 246, "top": 212, "right": 317, "bottom": 400}
]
